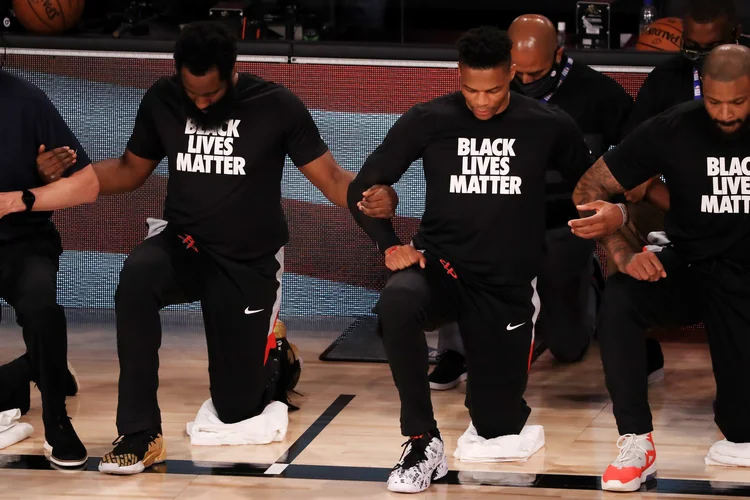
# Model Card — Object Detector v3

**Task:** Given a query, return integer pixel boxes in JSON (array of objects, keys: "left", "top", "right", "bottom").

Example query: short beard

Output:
[
  {"left": 713, "top": 117, "right": 750, "bottom": 139},
  {"left": 180, "top": 80, "right": 236, "bottom": 131}
]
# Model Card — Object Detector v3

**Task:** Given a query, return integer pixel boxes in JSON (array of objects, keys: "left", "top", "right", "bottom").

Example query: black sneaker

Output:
[
  {"left": 387, "top": 430, "right": 449, "bottom": 493},
  {"left": 646, "top": 338, "right": 664, "bottom": 385},
  {"left": 99, "top": 430, "right": 165, "bottom": 475},
  {"left": 44, "top": 415, "right": 88, "bottom": 467},
  {"left": 429, "top": 350, "right": 467, "bottom": 391}
]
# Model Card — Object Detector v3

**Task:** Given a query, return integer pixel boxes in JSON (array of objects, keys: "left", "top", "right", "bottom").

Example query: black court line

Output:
[
  {"left": 273, "top": 393, "right": 355, "bottom": 465},
  {"left": 3, "top": 456, "right": 750, "bottom": 497}
]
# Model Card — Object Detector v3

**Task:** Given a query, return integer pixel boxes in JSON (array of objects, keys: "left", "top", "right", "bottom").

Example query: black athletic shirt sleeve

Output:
[
  {"left": 549, "top": 109, "right": 594, "bottom": 184},
  {"left": 34, "top": 93, "right": 91, "bottom": 177},
  {"left": 348, "top": 105, "right": 429, "bottom": 252},
  {"left": 280, "top": 88, "right": 329, "bottom": 167},
  {"left": 603, "top": 115, "right": 666, "bottom": 191},
  {"left": 127, "top": 85, "right": 167, "bottom": 161}
]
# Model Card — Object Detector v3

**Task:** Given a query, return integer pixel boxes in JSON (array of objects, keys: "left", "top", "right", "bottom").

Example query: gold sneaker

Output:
[{"left": 98, "top": 432, "right": 166, "bottom": 475}]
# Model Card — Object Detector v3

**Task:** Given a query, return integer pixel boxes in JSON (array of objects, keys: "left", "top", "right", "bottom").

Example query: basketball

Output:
[
  {"left": 636, "top": 17, "right": 683, "bottom": 52},
  {"left": 11, "top": 0, "right": 85, "bottom": 34}
]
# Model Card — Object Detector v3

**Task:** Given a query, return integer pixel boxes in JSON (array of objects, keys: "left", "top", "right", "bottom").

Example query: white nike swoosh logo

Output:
[
  {"left": 244, "top": 308, "right": 264, "bottom": 315},
  {"left": 506, "top": 323, "right": 526, "bottom": 331}
]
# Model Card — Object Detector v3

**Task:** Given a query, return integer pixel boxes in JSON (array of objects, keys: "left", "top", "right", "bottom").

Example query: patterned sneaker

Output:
[
  {"left": 428, "top": 350, "right": 467, "bottom": 391},
  {"left": 387, "top": 430, "right": 449, "bottom": 493},
  {"left": 602, "top": 433, "right": 657, "bottom": 492},
  {"left": 99, "top": 431, "right": 165, "bottom": 475}
]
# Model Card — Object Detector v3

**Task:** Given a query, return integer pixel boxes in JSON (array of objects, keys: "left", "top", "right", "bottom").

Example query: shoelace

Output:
[
  {"left": 396, "top": 435, "right": 430, "bottom": 470},
  {"left": 614, "top": 434, "right": 648, "bottom": 466},
  {"left": 110, "top": 432, "right": 158, "bottom": 457}
]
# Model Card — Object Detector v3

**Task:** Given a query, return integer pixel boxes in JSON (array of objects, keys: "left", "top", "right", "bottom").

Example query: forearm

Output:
[
  {"left": 347, "top": 174, "right": 401, "bottom": 252},
  {"left": 599, "top": 231, "right": 636, "bottom": 272},
  {"left": 572, "top": 157, "right": 627, "bottom": 216},
  {"left": 93, "top": 157, "right": 146, "bottom": 195},
  {"left": 645, "top": 178, "right": 670, "bottom": 212},
  {"left": 327, "top": 168, "right": 355, "bottom": 208},
  {"left": 29, "top": 165, "right": 99, "bottom": 211}
]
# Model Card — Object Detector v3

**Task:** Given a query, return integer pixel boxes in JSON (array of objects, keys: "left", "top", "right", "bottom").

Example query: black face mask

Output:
[
  {"left": 516, "top": 59, "right": 562, "bottom": 100},
  {"left": 179, "top": 77, "right": 237, "bottom": 131}
]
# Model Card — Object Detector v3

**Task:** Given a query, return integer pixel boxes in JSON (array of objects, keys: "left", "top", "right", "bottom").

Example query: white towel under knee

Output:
[
  {"left": 705, "top": 440, "right": 750, "bottom": 467},
  {"left": 186, "top": 400, "right": 288, "bottom": 446},
  {"left": 453, "top": 423, "right": 545, "bottom": 463},
  {"left": 0, "top": 409, "right": 34, "bottom": 450}
]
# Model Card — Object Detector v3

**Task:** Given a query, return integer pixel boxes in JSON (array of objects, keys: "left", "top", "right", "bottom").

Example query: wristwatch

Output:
[{"left": 21, "top": 189, "right": 35, "bottom": 212}]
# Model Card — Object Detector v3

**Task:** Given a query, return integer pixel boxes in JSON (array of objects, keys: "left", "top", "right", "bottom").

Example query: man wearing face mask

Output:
[
  {"left": 625, "top": 0, "right": 743, "bottom": 133},
  {"left": 31, "top": 21, "right": 398, "bottom": 475},
  {"left": 427, "top": 15, "right": 633, "bottom": 393}
]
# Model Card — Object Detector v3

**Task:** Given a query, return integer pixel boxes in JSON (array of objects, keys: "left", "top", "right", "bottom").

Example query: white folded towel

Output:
[
  {"left": 186, "top": 399, "right": 288, "bottom": 446},
  {"left": 453, "top": 423, "right": 545, "bottom": 463},
  {"left": 0, "top": 409, "right": 34, "bottom": 450},
  {"left": 705, "top": 439, "right": 750, "bottom": 467}
]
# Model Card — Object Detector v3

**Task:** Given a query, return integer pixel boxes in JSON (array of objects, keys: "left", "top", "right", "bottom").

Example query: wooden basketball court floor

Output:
[{"left": 2, "top": 308, "right": 750, "bottom": 499}]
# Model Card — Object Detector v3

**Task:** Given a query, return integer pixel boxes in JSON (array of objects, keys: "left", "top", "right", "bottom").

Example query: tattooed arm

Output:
[
  {"left": 570, "top": 157, "right": 636, "bottom": 272},
  {"left": 570, "top": 156, "right": 667, "bottom": 281}
]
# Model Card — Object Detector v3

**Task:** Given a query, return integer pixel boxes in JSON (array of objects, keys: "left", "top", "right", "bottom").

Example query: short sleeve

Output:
[
  {"left": 126, "top": 85, "right": 167, "bottom": 161},
  {"left": 34, "top": 95, "right": 92, "bottom": 177},
  {"left": 279, "top": 88, "right": 329, "bottom": 167},
  {"left": 603, "top": 115, "right": 665, "bottom": 190},
  {"left": 549, "top": 109, "right": 594, "bottom": 183}
]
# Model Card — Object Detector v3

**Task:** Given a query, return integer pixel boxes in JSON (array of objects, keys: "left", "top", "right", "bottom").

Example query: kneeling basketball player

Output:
[
  {"left": 37, "top": 22, "right": 398, "bottom": 474},
  {"left": 348, "top": 26, "right": 593, "bottom": 493},
  {"left": 571, "top": 44, "right": 750, "bottom": 492}
]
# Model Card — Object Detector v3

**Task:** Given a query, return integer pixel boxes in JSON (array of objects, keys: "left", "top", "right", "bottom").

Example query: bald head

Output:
[
  {"left": 703, "top": 44, "right": 750, "bottom": 82},
  {"left": 701, "top": 45, "right": 750, "bottom": 136},
  {"left": 508, "top": 14, "right": 558, "bottom": 54},
  {"left": 508, "top": 14, "right": 563, "bottom": 88}
]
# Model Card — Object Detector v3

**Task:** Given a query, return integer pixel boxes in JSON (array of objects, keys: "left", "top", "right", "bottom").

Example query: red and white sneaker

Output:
[{"left": 601, "top": 433, "right": 657, "bottom": 492}]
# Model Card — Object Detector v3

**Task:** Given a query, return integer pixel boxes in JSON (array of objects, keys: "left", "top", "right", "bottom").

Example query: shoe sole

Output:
[
  {"left": 601, "top": 462, "right": 657, "bottom": 492},
  {"left": 98, "top": 445, "right": 167, "bottom": 475},
  {"left": 647, "top": 367, "right": 664, "bottom": 385},
  {"left": 387, "top": 456, "right": 449, "bottom": 493},
  {"left": 43, "top": 441, "right": 88, "bottom": 468},
  {"left": 429, "top": 373, "right": 467, "bottom": 391}
]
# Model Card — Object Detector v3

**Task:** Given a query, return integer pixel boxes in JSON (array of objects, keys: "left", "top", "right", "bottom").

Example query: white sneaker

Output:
[
  {"left": 387, "top": 432, "right": 449, "bottom": 493},
  {"left": 602, "top": 433, "right": 657, "bottom": 492}
]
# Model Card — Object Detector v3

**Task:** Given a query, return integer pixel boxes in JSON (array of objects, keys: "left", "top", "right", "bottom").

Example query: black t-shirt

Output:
[
  {"left": 349, "top": 91, "right": 593, "bottom": 284},
  {"left": 533, "top": 59, "right": 633, "bottom": 227},
  {"left": 127, "top": 74, "right": 329, "bottom": 261},
  {"left": 0, "top": 70, "right": 91, "bottom": 242},
  {"left": 623, "top": 54, "right": 696, "bottom": 136},
  {"left": 605, "top": 100, "right": 750, "bottom": 265}
]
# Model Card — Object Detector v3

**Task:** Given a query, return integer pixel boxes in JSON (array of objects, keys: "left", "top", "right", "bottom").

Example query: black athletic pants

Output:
[
  {"left": 115, "top": 224, "right": 283, "bottom": 436},
  {"left": 0, "top": 230, "right": 68, "bottom": 424},
  {"left": 377, "top": 251, "right": 539, "bottom": 439},
  {"left": 437, "top": 227, "right": 598, "bottom": 364},
  {"left": 598, "top": 249, "right": 750, "bottom": 443}
]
